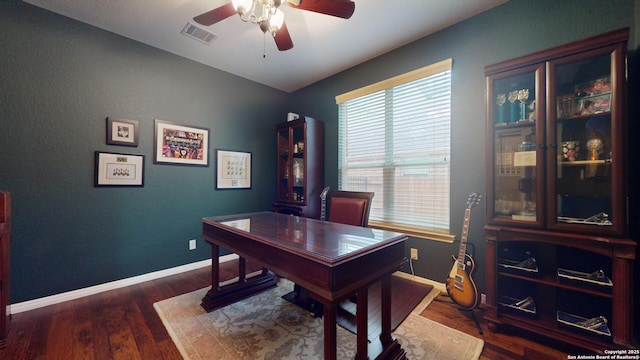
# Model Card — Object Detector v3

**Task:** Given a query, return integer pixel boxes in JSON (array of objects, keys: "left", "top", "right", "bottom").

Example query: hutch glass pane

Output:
[
  {"left": 553, "top": 54, "right": 613, "bottom": 227},
  {"left": 277, "top": 127, "right": 290, "bottom": 201},
  {"left": 292, "top": 124, "right": 305, "bottom": 202},
  {"left": 491, "top": 71, "right": 537, "bottom": 222}
]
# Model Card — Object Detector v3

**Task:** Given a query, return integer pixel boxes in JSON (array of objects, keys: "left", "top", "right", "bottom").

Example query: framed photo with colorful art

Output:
[{"left": 154, "top": 119, "right": 209, "bottom": 166}]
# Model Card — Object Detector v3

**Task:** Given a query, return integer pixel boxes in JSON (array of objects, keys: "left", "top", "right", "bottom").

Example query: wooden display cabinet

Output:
[
  {"left": 273, "top": 117, "right": 324, "bottom": 219},
  {"left": 484, "top": 28, "right": 636, "bottom": 352}
]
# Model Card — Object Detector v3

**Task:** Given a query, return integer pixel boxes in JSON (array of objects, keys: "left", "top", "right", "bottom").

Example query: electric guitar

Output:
[{"left": 446, "top": 192, "right": 481, "bottom": 310}]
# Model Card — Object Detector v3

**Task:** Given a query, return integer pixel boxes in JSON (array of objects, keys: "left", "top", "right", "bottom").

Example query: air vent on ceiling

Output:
[{"left": 181, "top": 22, "right": 217, "bottom": 44}]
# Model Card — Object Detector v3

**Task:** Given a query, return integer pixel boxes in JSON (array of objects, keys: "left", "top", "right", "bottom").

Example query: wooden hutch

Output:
[
  {"left": 273, "top": 117, "right": 324, "bottom": 219},
  {"left": 483, "top": 29, "right": 636, "bottom": 352}
]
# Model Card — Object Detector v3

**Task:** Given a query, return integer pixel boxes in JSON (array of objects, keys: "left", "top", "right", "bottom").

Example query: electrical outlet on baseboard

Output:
[
  {"left": 410, "top": 248, "right": 418, "bottom": 260},
  {"left": 189, "top": 239, "right": 196, "bottom": 250}
]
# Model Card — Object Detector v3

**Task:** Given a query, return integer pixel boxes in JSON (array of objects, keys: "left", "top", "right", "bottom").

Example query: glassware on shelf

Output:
[
  {"left": 517, "top": 89, "right": 529, "bottom": 121},
  {"left": 496, "top": 93, "right": 506, "bottom": 125},
  {"left": 508, "top": 91, "right": 518, "bottom": 124}
]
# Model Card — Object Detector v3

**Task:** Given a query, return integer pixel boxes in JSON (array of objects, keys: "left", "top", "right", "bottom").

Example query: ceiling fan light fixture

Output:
[
  {"left": 268, "top": 8, "right": 285, "bottom": 35},
  {"left": 194, "top": 0, "right": 355, "bottom": 53},
  {"left": 232, "top": 0, "right": 254, "bottom": 17},
  {"left": 234, "top": 0, "right": 286, "bottom": 35}
]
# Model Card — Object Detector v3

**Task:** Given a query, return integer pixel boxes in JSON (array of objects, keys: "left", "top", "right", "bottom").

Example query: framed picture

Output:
[
  {"left": 216, "top": 149, "right": 252, "bottom": 189},
  {"left": 106, "top": 117, "right": 139, "bottom": 147},
  {"left": 154, "top": 120, "right": 209, "bottom": 166},
  {"left": 95, "top": 151, "right": 144, "bottom": 187}
]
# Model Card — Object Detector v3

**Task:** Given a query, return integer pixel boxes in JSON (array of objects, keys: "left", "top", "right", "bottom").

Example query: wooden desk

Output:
[{"left": 200, "top": 211, "right": 408, "bottom": 360}]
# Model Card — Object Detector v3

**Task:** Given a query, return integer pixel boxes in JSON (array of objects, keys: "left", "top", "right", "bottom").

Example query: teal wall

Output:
[
  {"left": 0, "top": 1, "right": 289, "bottom": 302},
  {"left": 1, "top": 0, "right": 638, "bottom": 306}
]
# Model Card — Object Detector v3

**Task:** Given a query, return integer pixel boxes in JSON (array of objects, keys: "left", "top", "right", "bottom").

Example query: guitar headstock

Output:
[
  {"left": 320, "top": 186, "right": 330, "bottom": 200},
  {"left": 466, "top": 192, "right": 482, "bottom": 210}
]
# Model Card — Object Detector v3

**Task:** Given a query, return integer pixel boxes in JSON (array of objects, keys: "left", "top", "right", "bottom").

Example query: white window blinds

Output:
[{"left": 336, "top": 59, "right": 453, "bottom": 241}]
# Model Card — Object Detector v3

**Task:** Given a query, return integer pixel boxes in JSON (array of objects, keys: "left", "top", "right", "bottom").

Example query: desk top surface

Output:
[{"left": 201, "top": 211, "right": 407, "bottom": 262}]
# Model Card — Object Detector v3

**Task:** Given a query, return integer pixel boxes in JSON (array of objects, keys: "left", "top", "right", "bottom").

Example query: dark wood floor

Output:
[
  {"left": 423, "top": 295, "right": 573, "bottom": 360},
  {"left": 0, "top": 258, "right": 585, "bottom": 360}
]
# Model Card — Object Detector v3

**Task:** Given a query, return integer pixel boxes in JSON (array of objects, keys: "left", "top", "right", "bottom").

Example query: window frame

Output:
[{"left": 335, "top": 59, "right": 454, "bottom": 242}]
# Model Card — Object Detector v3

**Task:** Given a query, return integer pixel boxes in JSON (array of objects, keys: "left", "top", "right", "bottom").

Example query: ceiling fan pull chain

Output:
[{"left": 263, "top": 33, "right": 267, "bottom": 58}]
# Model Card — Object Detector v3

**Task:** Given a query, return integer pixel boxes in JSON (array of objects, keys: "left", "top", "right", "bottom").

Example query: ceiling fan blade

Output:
[
  {"left": 193, "top": 3, "right": 237, "bottom": 26},
  {"left": 274, "top": 22, "right": 294, "bottom": 51},
  {"left": 289, "top": 0, "right": 355, "bottom": 19}
]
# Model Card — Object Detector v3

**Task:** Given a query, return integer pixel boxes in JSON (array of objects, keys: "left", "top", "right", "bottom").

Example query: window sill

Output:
[{"left": 368, "top": 221, "right": 454, "bottom": 243}]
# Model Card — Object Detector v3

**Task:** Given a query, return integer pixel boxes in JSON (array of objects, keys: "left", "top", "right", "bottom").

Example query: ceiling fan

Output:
[{"left": 193, "top": 0, "right": 356, "bottom": 51}]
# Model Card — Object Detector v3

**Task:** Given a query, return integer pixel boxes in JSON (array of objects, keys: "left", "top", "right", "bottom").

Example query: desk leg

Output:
[
  {"left": 373, "top": 274, "right": 406, "bottom": 360},
  {"left": 201, "top": 245, "right": 276, "bottom": 312},
  {"left": 355, "top": 287, "right": 369, "bottom": 360},
  {"left": 211, "top": 244, "right": 220, "bottom": 291},
  {"left": 380, "top": 275, "right": 392, "bottom": 345},
  {"left": 238, "top": 256, "right": 246, "bottom": 283},
  {"left": 323, "top": 303, "right": 337, "bottom": 360}
]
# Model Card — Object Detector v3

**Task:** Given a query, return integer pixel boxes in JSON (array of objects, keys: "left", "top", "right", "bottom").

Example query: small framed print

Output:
[
  {"left": 216, "top": 149, "right": 251, "bottom": 190},
  {"left": 154, "top": 119, "right": 209, "bottom": 166},
  {"left": 106, "top": 117, "right": 139, "bottom": 147},
  {"left": 95, "top": 151, "right": 144, "bottom": 187}
]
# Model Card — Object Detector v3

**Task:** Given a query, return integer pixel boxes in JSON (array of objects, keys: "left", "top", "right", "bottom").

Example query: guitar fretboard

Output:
[{"left": 457, "top": 208, "right": 471, "bottom": 264}]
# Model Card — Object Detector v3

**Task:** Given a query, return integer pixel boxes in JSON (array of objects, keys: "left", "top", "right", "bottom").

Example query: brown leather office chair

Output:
[
  {"left": 284, "top": 189, "right": 374, "bottom": 316},
  {"left": 325, "top": 190, "right": 374, "bottom": 227}
]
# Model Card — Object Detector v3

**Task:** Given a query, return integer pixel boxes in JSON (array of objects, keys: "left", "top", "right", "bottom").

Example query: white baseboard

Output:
[
  {"left": 12, "top": 255, "right": 484, "bottom": 314},
  {"left": 10, "top": 254, "right": 240, "bottom": 314}
]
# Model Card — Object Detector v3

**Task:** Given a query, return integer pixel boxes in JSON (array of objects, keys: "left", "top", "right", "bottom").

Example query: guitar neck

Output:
[
  {"left": 320, "top": 187, "right": 329, "bottom": 221},
  {"left": 457, "top": 208, "right": 471, "bottom": 263}
]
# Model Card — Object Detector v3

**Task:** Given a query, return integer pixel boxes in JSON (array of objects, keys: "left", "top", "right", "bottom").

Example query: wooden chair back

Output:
[{"left": 326, "top": 190, "right": 374, "bottom": 227}]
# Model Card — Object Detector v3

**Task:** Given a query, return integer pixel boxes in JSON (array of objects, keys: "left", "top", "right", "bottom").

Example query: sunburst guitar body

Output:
[{"left": 445, "top": 193, "right": 481, "bottom": 310}]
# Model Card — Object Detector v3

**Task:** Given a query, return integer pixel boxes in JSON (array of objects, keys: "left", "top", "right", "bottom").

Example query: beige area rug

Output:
[{"left": 154, "top": 278, "right": 483, "bottom": 360}]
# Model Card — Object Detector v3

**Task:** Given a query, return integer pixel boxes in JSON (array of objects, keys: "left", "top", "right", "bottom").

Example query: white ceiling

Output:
[{"left": 23, "top": 0, "right": 507, "bottom": 93}]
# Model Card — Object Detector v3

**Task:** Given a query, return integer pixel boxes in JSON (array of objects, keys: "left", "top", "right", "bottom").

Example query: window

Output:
[{"left": 336, "top": 59, "right": 453, "bottom": 241}]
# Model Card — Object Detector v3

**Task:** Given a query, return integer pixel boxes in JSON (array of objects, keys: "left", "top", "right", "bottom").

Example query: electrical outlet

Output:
[
  {"left": 189, "top": 239, "right": 196, "bottom": 250},
  {"left": 410, "top": 248, "right": 418, "bottom": 260}
]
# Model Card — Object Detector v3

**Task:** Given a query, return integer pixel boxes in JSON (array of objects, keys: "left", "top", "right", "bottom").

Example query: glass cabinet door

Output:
[
  {"left": 277, "top": 127, "right": 290, "bottom": 202},
  {"left": 276, "top": 122, "right": 307, "bottom": 204},
  {"left": 487, "top": 64, "right": 544, "bottom": 226},
  {"left": 291, "top": 124, "right": 305, "bottom": 202},
  {"left": 547, "top": 44, "right": 626, "bottom": 235}
]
